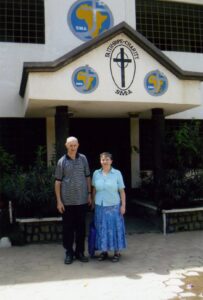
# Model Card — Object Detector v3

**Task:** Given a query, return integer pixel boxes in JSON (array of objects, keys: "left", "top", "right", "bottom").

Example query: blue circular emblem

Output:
[
  {"left": 144, "top": 70, "right": 168, "bottom": 96},
  {"left": 68, "top": 0, "right": 114, "bottom": 41},
  {"left": 72, "top": 65, "right": 99, "bottom": 93}
]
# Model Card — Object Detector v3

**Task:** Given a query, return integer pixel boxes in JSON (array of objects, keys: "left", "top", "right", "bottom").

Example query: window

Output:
[
  {"left": 136, "top": 0, "right": 203, "bottom": 53},
  {"left": 0, "top": 0, "right": 45, "bottom": 44}
]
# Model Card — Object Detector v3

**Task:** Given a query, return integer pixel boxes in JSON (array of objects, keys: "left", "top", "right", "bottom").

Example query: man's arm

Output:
[
  {"left": 86, "top": 176, "right": 92, "bottom": 206},
  {"left": 55, "top": 180, "right": 65, "bottom": 214}
]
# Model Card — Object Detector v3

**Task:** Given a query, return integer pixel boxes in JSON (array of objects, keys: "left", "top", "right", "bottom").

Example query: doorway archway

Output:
[{"left": 70, "top": 118, "right": 131, "bottom": 189}]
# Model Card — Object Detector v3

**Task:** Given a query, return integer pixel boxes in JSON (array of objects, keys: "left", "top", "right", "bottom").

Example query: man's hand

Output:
[
  {"left": 87, "top": 194, "right": 92, "bottom": 206},
  {"left": 57, "top": 201, "right": 65, "bottom": 214}
]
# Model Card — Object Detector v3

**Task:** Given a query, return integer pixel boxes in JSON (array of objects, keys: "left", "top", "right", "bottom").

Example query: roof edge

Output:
[{"left": 19, "top": 22, "right": 203, "bottom": 97}]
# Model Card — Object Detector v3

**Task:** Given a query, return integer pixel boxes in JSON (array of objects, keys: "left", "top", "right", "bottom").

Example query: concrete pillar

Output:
[
  {"left": 46, "top": 117, "right": 55, "bottom": 165},
  {"left": 151, "top": 108, "right": 165, "bottom": 204},
  {"left": 55, "top": 106, "right": 70, "bottom": 160},
  {"left": 129, "top": 114, "right": 140, "bottom": 188}
]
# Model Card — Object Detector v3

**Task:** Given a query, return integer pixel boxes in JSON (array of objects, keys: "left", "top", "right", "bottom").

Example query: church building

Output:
[{"left": 0, "top": 0, "right": 203, "bottom": 192}]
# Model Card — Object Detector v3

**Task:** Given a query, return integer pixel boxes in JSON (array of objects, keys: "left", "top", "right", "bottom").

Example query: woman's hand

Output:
[
  {"left": 91, "top": 187, "right": 96, "bottom": 210},
  {"left": 120, "top": 205, "right": 126, "bottom": 215},
  {"left": 119, "top": 189, "right": 126, "bottom": 215}
]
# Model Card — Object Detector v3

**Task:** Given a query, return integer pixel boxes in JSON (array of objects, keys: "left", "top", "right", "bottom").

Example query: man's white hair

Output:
[{"left": 66, "top": 136, "right": 78, "bottom": 144}]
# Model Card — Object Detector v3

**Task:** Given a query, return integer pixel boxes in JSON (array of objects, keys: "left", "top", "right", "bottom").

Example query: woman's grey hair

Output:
[{"left": 100, "top": 152, "right": 113, "bottom": 160}]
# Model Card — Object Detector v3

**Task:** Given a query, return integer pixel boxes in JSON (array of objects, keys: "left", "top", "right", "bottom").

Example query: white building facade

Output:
[{"left": 0, "top": 0, "right": 203, "bottom": 190}]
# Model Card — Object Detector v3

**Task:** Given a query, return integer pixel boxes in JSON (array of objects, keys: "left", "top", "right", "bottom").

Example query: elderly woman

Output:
[{"left": 92, "top": 152, "right": 126, "bottom": 262}]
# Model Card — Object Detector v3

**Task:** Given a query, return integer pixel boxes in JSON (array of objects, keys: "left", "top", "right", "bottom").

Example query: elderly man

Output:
[{"left": 55, "top": 136, "right": 91, "bottom": 264}]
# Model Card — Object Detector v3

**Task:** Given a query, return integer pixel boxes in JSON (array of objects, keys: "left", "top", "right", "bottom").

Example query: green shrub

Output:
[
  {"left": 3, "top": 146, "right": 58, "bottom": 218},
  {"left": 140, "top": 120, "right": 203, "bottom": 209}
]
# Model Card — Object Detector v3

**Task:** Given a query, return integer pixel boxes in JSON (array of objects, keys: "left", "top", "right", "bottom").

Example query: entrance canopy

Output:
[{"left": 20, "top": 22, "right": 203, "bottom": 118}]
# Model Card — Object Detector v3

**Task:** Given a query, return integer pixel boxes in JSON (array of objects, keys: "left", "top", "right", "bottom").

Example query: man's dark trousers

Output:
[{"left": 62, "top": 204, "right": 87, "bottom": 256}]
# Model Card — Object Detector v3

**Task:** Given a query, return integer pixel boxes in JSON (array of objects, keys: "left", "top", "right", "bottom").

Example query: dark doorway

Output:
[
  {"left": 0, "top": 118, "right": 46, "bottom": 168},
  {"left": 70, "top": 118, "right": 131, "bottom": 189}
]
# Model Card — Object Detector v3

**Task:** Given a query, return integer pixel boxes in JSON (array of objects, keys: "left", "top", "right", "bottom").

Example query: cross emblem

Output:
[{"left": 113, "top": 48, "right": 132, "bottom": 88}]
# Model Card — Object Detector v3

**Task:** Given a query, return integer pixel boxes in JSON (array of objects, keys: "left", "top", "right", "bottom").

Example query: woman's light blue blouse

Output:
[{"left": 92, "top": 167, "right": 125, "bottom": 206}]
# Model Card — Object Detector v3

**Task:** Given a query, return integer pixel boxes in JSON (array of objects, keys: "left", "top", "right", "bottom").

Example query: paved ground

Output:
[{"left": 0, "top": 217, "right": 203, "bottom": 300}]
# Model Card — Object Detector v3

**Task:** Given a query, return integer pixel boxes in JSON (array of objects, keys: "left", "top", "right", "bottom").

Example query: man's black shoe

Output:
[
  {"left": 75, "top": 253, "right": 89, "bottom": 262},
  {"left": 64, "top": 254, "right": 73, "bottom": 264}
]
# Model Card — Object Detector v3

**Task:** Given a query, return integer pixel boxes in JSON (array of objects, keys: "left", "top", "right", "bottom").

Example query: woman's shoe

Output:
[
  {"left": 111, "top": 253, "right": 120, "bottom": 262},
  {"left": 98, "top": 252, "right": 108, "bottom": 261}
]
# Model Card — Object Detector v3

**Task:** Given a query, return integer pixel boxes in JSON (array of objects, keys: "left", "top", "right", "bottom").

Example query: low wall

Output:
[
  {"left": 16, "top": 218, "right": 63, "bottom": 244},
  {"left": 131, "top": 199, "right": 203, "bottom": 235},
  {"left": 164, "top": 209, "right": 203, "bottom": 234},
  {"left": 15, "top": 206, "right": 203, "bottom": 243}
]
